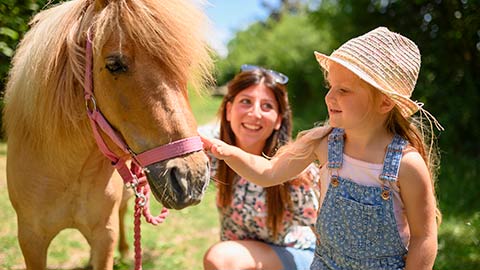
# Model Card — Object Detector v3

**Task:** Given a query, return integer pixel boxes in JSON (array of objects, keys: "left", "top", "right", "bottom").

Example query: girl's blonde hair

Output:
[
  {"left": 276, "top": 124, "right": 330, "bottom": 161},
  {"left": 385, "top": 107, "right": 442, "bottom": 226}
]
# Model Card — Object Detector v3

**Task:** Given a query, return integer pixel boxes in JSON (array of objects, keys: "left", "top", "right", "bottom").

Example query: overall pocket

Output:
[{"left": 331, "top": 195, "right": 384, "bottom": 258}]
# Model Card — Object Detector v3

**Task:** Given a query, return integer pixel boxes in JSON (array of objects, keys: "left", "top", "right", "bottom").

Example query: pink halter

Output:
[{"left": 83, "top": 34, "right": 203, "bottom": 185}]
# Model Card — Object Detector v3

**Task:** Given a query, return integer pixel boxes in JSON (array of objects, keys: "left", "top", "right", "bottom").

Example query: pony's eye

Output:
[{"left": 105, "top": 55, "right": 128, "bottom": 74}]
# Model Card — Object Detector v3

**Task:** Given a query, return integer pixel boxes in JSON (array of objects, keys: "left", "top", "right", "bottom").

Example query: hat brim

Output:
[{"left": 314, "top": 51, "right": 419, "bottom": 117}]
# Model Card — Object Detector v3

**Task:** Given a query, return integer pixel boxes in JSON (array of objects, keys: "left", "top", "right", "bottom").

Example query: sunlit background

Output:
[{"left": 0, "top": 0, "right": 478, "bottom": 269}]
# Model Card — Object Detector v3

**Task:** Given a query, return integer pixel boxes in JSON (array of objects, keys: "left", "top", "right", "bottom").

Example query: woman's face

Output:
[{"left": 226, "top": 83, "right": 282, "bottom": 155}]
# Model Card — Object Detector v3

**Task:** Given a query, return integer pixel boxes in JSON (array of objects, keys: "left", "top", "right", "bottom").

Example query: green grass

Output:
[
  {"left": 188, "top": 89, "right": 223, "bottom": 125},
  {"left": 0, "top": 94, "right": 479, "bottom": 269},
  {"left": 0, "top": 184, "right": 219, "bottom": 270},
  {"left": 115, "top": 186, "right": 220, "bottom": 270}
]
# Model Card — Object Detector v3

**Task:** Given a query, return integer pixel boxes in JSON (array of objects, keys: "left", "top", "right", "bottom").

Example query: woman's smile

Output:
[{"left": 242, "top": 122, "right": 262, "bottom": 131}]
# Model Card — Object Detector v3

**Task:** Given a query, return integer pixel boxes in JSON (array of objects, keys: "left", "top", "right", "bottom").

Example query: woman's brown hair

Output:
[{"left": 215, "top": 68, "right": 302, "bottom": 237}]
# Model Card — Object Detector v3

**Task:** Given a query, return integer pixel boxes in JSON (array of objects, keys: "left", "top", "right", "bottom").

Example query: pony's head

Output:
[
  {"left": 4, "top": 0, "right": 213, "bottom": 209},
  {"left": 89, "top": 0, "right": 213, "bottom": 209}
]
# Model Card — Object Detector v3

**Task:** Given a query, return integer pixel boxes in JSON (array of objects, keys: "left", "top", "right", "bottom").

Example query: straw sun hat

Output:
[{"left": 314, "top": 26, "right": 422, "bottom": 118}]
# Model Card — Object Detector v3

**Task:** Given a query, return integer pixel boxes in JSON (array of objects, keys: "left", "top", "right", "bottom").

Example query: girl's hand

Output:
[{"left": 201, "top": 135, "right": 232, "bottom": 160}]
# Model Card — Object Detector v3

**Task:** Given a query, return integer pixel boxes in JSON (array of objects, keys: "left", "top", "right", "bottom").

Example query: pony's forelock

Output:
[{"left": 94, "top": 0, "right": 213, "bottom": 91}]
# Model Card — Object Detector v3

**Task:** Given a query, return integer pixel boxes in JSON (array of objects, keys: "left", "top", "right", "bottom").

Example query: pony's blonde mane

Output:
[{"left": 4, "top": 0, "right": 213, "bottom": 163}]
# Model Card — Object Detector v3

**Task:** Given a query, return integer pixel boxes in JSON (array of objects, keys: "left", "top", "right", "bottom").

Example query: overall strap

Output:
[
  {"left": 327, "top": 128, "right": 345, "bottom": 169},
  {"left": 379, "top": 134, "right": 408, "bottom": 182}
]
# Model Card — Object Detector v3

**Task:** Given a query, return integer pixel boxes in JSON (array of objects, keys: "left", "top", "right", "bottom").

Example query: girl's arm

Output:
[
  {"left": 399, "top": 150, "right": 438, "bottom": 270},
  {"left": 201, "top": 136, "right": 317, "bottom": 187}
]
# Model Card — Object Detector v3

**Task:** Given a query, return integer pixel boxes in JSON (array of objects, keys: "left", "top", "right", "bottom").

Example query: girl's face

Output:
[
  {"left": 325, "top": 62, "right": 377, "bottom": 129},
  {"left": 226, "top": 84, "right": 282, "bottom": 154}
]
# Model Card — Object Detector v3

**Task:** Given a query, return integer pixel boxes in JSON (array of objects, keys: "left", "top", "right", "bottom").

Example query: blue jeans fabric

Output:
[
  {"left": 269, "top": 243, "right": 315, "bottom": 270},
  {"left": 311, "top": 128, "right": 408, "bottom": 270}
]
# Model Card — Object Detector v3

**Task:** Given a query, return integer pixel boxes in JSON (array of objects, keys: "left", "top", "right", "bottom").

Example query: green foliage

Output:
[
  {"left": 437, "top": 213, "right": 480, "bottom": 270},
  {"left": 438, "top": 155, "right": 479, "bottom": 218},
  {"left": 0, "top": 0, "right": 50, "bottom": 88},
  {"left": 0, "top": 0, "right": 59, "bottom": 136},
  {"left": 435, "top": 156, "right": 480, "bottom": 269},
  {"left": 309, "top": 0, "right": 480, "bottom": 157},
  {"left": 217, "top": 0, "right": 480, "bottom": 155}
]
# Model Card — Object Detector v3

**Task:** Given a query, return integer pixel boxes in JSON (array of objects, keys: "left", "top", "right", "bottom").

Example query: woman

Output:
[{"left": 202, "top": 65, "right": 319, "bottom": 270}]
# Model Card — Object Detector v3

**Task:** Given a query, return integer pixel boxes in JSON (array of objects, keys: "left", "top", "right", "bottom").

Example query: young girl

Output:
[
  {"left": 202, "top": 65, "right": 320, "bottom": 270},
  {"left": 203, "top": 27, "right": 442, "bottom": 270}
]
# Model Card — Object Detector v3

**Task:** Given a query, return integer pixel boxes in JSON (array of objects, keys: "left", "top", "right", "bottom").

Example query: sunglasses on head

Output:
[{"left": 240, "top": 64, "right": 289, "bottom": 85}]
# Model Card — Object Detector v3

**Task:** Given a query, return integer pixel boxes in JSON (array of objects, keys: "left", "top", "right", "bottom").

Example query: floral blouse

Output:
[
  {"left": 199, "top": 122, "right": 320, "bottom": 249},
  {"left": 217, "top": 166, "right": 320, "bottom": 249}
]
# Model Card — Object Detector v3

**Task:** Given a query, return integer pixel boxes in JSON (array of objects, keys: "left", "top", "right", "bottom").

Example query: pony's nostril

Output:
[{"left": 169, "top": 167, "right": 187, "bottom": 195}]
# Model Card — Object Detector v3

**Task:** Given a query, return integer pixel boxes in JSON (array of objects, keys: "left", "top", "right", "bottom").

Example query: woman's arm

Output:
[
  {"left": 399, "top": 150, "right": 438, "bottom": 270},
  {"left": 202, "top": 136, "right": 316, "bottom": 187}
]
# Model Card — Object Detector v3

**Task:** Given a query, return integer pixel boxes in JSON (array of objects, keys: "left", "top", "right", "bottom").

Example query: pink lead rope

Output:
[{"left": 84, "top": 32, "right": 203, "bottom": 270}]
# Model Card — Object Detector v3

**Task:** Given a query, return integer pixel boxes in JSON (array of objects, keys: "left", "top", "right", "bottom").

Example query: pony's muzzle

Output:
[{"left": 145, "top": 151, "right": 210, "bottom": 210}]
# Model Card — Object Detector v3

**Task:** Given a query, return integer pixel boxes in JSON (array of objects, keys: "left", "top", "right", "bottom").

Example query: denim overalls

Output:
[{"left": 311, "top": 128, "right": 408, "bottom": 270}]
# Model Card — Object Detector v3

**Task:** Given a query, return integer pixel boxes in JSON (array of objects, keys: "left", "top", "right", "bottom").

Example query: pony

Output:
[{"left": 3, "top": 0, "right": 213, "bottom": 269}]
